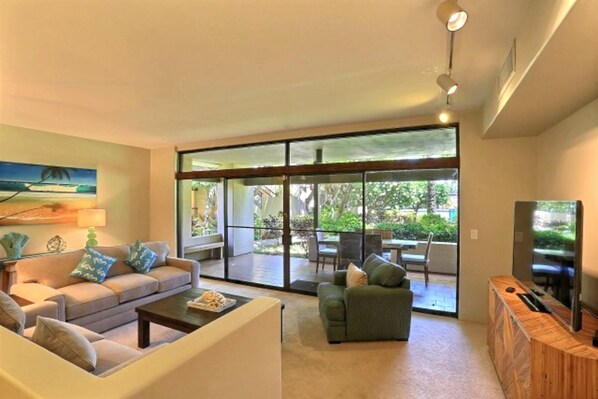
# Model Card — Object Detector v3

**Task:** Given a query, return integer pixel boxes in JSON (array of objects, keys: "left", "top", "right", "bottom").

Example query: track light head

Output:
[
  {"left": 437, "top": 0, "right": 468, "bottom": 32},
  {"left": 438, "top": 108, "right": 452, "bottom": 124},
  {"left": 437, "top": 74, "right": 458, "bottom": 95}
]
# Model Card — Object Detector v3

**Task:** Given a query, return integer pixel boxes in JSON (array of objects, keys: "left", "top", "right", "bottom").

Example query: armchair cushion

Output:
[
  {"left": 0, "top": 290, "right": 25, "bottom": 335},
  {"left": 32, "top": 316, "right": 97, "bottom": 372},
  {"left": 362, "top": 254, "right": 406, "bottom": 287}
]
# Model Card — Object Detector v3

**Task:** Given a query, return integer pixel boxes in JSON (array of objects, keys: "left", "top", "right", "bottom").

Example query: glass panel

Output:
[
  {"left": 180, "top": 143, "right": 286, "bottom": 172},
  {"left": 365, "top": 169, "right": 458, "bottom": 314},
  {"left": 179, "top": 179, "right": 225, "bottom": 279},
  {"left": 227, "top": 177, "right": 284, "bottom": 287},
  {"left": 227, "top": 227, "right": 284, "bottom": 287},
  {"left": 289, "top": 174, "right": 363, "bottom": 293},
  {"left": 289, "top": 127, "right": 456, "bottom": 165}
]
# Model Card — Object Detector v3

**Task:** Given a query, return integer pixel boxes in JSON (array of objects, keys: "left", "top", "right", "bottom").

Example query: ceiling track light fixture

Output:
[
  {"left": 437, "top": 73, "right": 458, "bottom": 95},
  {"left": 436, "top": 1, "right": 467, "bottom": 124},
  {"left": 437, "top": 0, "right": 468, "bottom": 32}
]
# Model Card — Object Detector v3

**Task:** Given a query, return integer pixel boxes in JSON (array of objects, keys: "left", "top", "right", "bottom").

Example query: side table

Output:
[{"left": 1, "top": 260, "right": 18, "bottom": 294}]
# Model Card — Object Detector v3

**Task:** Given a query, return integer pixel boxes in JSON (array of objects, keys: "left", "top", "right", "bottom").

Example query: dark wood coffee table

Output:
[{"left": 135, "top": 288, "right": 257, "bottom": 348}]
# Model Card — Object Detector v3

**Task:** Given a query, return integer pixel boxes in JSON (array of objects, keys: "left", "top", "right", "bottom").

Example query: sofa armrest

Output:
[
  {"left": 10, "top": 283, "right": 66, "bottom": 321},
  {"left": 333, "top": 271, "right": 348, "bottom": 286},
  {"left": 344, "top": 285, "right": 413, "bottom": 340},
  {"left": 22, "top": 301, "right": 59, "bottom": 329},
  {"left": 166, "top": 257, "right": 200, "bottom": 288}
]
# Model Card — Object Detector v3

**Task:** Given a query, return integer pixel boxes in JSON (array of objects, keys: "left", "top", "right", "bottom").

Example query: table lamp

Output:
[{"left": 77, "top": 209, "right": 106, "bottom": 247}]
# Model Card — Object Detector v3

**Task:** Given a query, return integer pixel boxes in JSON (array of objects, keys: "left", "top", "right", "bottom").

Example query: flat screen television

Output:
[{"left": 512, "top": 200, "right": 583, "bottom": 332}]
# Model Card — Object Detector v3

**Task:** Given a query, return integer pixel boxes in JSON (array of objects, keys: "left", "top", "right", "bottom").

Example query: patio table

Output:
[{"left": 319, "top": 236, "right": 418, "bottom": 264}]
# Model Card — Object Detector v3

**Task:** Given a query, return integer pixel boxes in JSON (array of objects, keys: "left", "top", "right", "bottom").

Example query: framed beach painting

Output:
[{"left": 0, "top": 161, "right": 97, "bottom": 225}]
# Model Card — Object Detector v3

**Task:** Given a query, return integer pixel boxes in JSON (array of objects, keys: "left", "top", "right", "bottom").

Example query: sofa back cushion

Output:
[
  {"left": 0, "top": 291, "right": 26, "bottom": 335},
  {"left": 143, "top": 241, "right": 170, "bottom": 268},
  {"left": 362, "top": 254, "right": 406, "bottom": 287},
  {"left": 16, "top": 250, "right": 86, "bottom": 288},
  {"left": 95, "top": 245, "right": 133, "bottom": 278}
]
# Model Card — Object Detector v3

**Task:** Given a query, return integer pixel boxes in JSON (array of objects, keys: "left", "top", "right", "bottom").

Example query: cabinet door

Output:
[
  {"left": 503, "top": 313, "right": 531, "bottom": 398},
  {"left": 488, "top": 285, "right": 496, "bottom": 356}
]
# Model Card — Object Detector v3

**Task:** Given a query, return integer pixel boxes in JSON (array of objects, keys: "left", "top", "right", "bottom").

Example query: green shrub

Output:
[
  {"left": 374, "top": 214, "right": 457, "bottom": 243},
  {"left": 319, "top": 207, "right": 362, "bottom": 232},
  {"left": 534, "top": 230, "right": 575, "bottom": 250}
]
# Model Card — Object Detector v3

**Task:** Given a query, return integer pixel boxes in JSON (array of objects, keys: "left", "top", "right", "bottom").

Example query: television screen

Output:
[{"left": 512, "top": 200, "right": 583, "bottom": 331}]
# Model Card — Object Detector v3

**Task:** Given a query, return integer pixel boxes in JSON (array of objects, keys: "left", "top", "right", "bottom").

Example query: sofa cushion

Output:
[
  {"left": 0, "top": 290, "right": 25, "bottom": 335},
  {"left": 70, "top": 247, "right": 117, "bottom": 283},
  {"left": 91, "top": 338, "right": 142, "bottom": 376},
  {"left": 125, "top": 240, "right": 157, "bottom": 273},
  {"left": 143, "top": 241, "right": 170, "bottom": 268},
  {"left": 58, "top": 283, "right": 119, "bottom": 320},
  {"left": 24, "top": 321, "right": 105, "bottom": 343},
  {"left": 317, "top": 283, "right": 346, "bottom": 322},
  {"left": 145, "top": 266, "right": 191, "bottom": 292},
  {"left": 101, "top": 274, "right": 159, "bottom": 303},
  {"left": 95, "top": 245, "right": 133, "bottom": 278},
  {"left": 346, "top": 263, "right": 368, "bottom": 288},
  {"left": 32, "top": 316, "right": 97, "bottom": 372},
  {"left": 362, "top": 254, "right": 406, "bottom": 287},
  {"left": 16, "top": 250, "right": 85, "bottom": 288}
]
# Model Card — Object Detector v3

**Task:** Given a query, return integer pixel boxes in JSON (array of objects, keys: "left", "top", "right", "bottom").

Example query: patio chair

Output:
[
  {"left": 370, "top": 229, "right": 392, "bottom": 259},
  {"left": 401, "top": 232, "right": 433, "bottom": 286},
  {"left": 365, "top": 234, "right": 383, "bottom": 258},
  {"left": 315, "top": 232, "right": 337, "bottom": 273},
  {"left": 339, "top": 232, "right": 362, "bottom": 269}
]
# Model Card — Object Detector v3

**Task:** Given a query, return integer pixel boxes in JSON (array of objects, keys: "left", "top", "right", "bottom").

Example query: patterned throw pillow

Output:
[
  {"left": 70, "top": 247, "right": 117, "bottom": 283},
  {"left": 125, "top": 240, "right": 157, "bottom": 273}
]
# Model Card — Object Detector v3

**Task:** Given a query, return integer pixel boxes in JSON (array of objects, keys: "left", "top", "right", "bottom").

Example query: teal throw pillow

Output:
[
  {"left": 125, "top": 240, "right": 157, "bottom": 273},
  {"left": 70, "top": 247, "right": 117, "bottom": 283}
]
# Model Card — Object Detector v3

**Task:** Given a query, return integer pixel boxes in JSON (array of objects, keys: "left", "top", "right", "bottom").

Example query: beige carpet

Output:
[{"left": 103, "top": 280, "right": 504, "bottom": 399}]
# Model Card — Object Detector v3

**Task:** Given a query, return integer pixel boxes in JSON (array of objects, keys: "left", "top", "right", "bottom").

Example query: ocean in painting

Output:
[{"left": 0, "top": 161, "right": 97, "bottom": 225}]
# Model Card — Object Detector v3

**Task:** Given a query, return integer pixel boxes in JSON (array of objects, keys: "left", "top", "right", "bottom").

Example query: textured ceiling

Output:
[{"left": 0, "top": 0, "right": 531, "bottom": 149}]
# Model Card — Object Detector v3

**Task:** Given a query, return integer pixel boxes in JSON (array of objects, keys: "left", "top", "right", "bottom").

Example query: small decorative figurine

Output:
[
  {"left": 46, "top": 235, "right": 67, "bottom": 253},
  {"left": 0, "top": 232, "right": 30, "bottom": 260}
]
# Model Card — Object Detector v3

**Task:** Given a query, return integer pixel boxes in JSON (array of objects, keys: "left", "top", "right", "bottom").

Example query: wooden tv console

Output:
[{"left": 488, "top": 276, "right": 598, "bottom": 399}]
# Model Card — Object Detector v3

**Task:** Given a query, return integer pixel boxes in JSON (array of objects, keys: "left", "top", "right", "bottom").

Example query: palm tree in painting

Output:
[{"left": 0, "top": 166, "right": 71, "bottom": 204}]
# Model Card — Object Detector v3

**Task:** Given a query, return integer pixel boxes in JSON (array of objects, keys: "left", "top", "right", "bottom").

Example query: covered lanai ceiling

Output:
[{"left": 0, "top": 0, "right": 530, "bottom": 149}]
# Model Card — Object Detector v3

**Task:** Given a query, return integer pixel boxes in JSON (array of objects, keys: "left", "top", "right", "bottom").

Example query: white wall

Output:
[
  {"left": 0, "top": 124, "right": 150, "bottom": 255},
  {"left": 149, "top": 147, "right": 177, "bottom": 251},
  {"left": 459, "top": 111, "right": 537, "bottom": 321},
  {"left": 536, "top": 98, "right": 598, "bottom": 309}
]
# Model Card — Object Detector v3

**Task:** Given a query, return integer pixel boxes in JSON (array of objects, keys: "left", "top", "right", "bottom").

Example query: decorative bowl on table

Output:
[{"left": 187, "top": 290, "right": 237, "bottom": 313}]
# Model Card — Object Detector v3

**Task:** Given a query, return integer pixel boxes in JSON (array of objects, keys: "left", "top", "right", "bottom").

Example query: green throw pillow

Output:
[
  {"left": 125, "top": 240, "right": 157, "bottom": 273},
  {"left": 70, "top": 247, "right": 117, "bottom": 283},
  {"left": 363, "top": 254, "right": 406, "bottom": 287}
]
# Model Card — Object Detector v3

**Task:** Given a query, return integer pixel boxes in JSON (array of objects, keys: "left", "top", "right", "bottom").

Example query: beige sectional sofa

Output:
[
  {"left": 1, "top": 297, "right": 283, "bottom": 399},
  {"left": 10, "top": 241, "right": 200, "bottom": 332}
]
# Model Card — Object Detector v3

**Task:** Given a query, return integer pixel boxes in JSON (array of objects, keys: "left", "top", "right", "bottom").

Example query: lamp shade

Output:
[
  {"left": 437, "top": 0, "right": 468, "bottom": 32},
  {"left": 437, "top": 74, "right": 458, "bottom": 95},
  {"left": 77, "top": 209, "right": 106, "bottom": 228}
]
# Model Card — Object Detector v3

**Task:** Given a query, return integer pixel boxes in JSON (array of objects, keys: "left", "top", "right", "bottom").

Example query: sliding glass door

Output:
[
  {"left": 289, "top": 173, "right": 363, "bottom": 293},
  {"left": 177, "top": 125, "right": 460, "bottom": 316}
]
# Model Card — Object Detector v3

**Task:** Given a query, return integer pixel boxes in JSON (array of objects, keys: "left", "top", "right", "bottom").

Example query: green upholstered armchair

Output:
[{"left": 317, "top": 254, "right": 413, "bottom": 343}]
